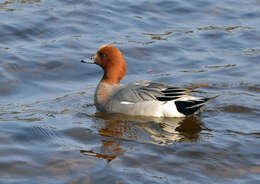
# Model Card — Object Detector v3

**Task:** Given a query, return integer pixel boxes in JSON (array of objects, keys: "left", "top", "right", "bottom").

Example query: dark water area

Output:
[{"left": 0, "top": 0, "right": 260, "bottom": 183}]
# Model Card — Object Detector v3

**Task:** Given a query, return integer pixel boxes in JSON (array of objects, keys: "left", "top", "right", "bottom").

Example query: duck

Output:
[{"left": 81, "top": 44, "right": 214, "bottom": 117}]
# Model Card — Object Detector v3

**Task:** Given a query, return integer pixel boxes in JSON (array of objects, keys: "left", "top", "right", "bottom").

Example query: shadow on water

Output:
[{"left": 79, "top": 112, "right": 205, "bottom": 162}]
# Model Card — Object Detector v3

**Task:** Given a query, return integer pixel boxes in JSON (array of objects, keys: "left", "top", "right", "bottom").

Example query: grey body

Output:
[{"left": 94, "top": 80, "right": 209, "bottom": 117}]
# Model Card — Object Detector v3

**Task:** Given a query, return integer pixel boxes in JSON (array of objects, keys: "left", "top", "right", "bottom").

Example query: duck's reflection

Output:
[
  {"left": 97, "top": 113, "right": 203, "bottom": 144},
  {"left": 80, "top": 139, "right": 125, "bottom": 162},
  {"left": 80, "top": 113, "right": 204, "bottom": 162}
]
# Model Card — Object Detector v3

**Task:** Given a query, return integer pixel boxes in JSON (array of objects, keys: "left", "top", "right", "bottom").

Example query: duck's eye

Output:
[{"left": 98, "top": 52, "right": 106, "bottom": 58}]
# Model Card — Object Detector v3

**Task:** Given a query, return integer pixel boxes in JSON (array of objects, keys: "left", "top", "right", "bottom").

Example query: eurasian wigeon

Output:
[{"left": 81, "top": 44, "right": 214, "bottom": 117}]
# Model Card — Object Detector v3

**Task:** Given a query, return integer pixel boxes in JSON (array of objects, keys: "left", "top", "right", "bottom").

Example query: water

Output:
[{"left": 0, "top": 0, "right": 260, "bottom": 183}]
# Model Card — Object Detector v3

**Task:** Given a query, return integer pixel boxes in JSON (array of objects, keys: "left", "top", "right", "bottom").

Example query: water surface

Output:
[{"left": 0, "top": 0, "right": 260, "bottom": 183}]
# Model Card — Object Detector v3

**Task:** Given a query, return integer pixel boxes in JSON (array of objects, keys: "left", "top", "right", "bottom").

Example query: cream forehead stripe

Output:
[{"left": 98, "top": 44, "right": 110, "bottom": 50}]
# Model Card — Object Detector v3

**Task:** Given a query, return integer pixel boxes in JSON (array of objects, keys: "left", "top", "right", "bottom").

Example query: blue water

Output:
[{"left": 0, "top": 0, "right": 260, "bottom": 183}]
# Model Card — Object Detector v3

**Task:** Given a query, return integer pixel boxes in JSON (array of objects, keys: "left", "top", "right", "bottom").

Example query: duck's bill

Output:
[{"left": 81, "top": 58, "right": 95, "bottom": 64}]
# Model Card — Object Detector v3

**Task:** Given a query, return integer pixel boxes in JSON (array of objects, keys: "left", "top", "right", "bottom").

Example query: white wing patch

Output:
[{"left": 120, "top": 101, "right": 135, "bottom": 105}]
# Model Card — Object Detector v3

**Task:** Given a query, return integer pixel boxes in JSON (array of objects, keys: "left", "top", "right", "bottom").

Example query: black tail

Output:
[{"left": 175, "top": 97, "right": 214, "bottom": 116}]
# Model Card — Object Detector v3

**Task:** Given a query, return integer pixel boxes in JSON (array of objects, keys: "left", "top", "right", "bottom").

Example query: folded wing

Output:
[{"left": 113, "top": 81, "right": 193, "bottom": 103}]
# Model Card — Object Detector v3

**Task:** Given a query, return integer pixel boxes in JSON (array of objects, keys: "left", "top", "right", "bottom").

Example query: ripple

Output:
[
  {"left": 219, "top": 105, "right": 258, "bottom": 114},
  {"left": 143, "top": 31, "right": 173, "bottom": 41},
  {"left": 197, "top": 25, "right": 253, "bottom": 32},
  {"left": 243, "top": 48, "right": 260, "bottom": 56},
  {"left": 205, "top": 64, "right": 236, "bottom": 69}
]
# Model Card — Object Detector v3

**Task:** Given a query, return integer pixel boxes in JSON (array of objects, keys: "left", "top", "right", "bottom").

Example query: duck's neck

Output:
[
  {"left": 94, "top": 81, "right": 119, "bottom": 112},
  {"left": 101, "top": 73, "right": 121, "bottom": 85}
]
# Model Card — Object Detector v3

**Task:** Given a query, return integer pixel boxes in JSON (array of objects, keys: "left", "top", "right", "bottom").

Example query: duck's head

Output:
[{"left": 81, "top": 45, "right": 126, "bottom": 85}]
